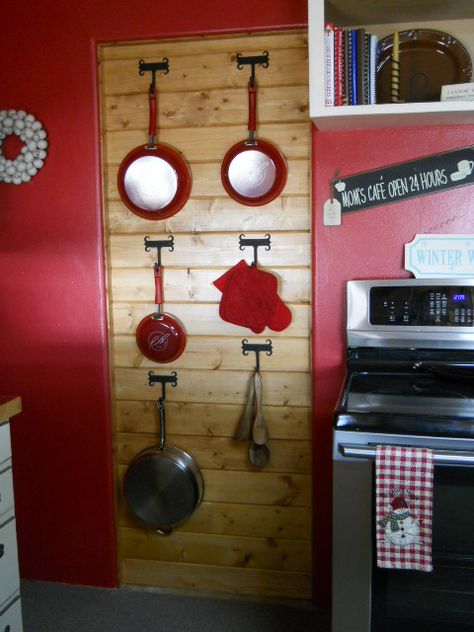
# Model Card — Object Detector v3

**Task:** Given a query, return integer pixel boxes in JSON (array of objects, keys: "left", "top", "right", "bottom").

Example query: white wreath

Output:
[{"left": 0, "top": 109, "right": 48, "bottom": 184}]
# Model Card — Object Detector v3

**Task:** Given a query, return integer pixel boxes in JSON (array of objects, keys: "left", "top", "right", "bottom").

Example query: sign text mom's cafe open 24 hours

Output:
[{"left": 324, "top": 146, "right": 474, "bottom": 225}]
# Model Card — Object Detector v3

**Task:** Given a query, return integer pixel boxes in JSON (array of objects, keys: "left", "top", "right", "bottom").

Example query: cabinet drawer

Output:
[
  {"left": 0, "top": 597, "right": 23, "bottom": 632},
  {"left": 0, "top": 426, "right": 11, "bottom": 466},
  {"left": 0, "top": 470, "right": 13, "bottom": 518},
  {"left": 0, "top": 516, "right": 20, "bottom": 607}
]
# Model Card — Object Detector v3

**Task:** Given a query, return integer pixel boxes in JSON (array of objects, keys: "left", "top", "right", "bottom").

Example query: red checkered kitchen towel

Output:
[{"left": 376, "top": 445, "right": 434, "bottom": 572}]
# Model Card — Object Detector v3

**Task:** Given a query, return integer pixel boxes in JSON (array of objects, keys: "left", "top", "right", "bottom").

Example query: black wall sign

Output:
[{"left": 332, "top": 145, "right": 474, "bottom": 214}]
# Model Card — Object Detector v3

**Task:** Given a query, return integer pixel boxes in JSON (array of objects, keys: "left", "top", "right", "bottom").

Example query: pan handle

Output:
[
  {"left": 147, "top": 86, "right": 157, "bottom": 148},
  {"left": 157, "top": 398, "right": 166, "bottom": 450},
  {"left": 154, "top": 263, "right": 163, "bottom": 313},
  {"left": 246, "top": 81, "right": 257, "bottom": 145}
]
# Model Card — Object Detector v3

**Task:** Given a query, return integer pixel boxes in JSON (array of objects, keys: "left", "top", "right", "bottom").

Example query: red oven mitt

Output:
[{"left": 213, "top": 260, "right": 291, "bottom": 333}]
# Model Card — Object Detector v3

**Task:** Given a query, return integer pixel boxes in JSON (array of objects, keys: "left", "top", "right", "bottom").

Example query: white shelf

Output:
[{"left": 308, "top": 0, "right": 474, "bottom": 130}]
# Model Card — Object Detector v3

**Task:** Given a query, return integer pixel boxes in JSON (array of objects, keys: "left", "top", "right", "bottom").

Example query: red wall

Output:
[
  {"left": 4, "top": 0, "right": 473, "bottom": 604},
  {"left": 312, "top": 124, "right": 474, "bottom": 605},
  {"left": 0, "top": 1, "right": 307, "bottom": 588}
]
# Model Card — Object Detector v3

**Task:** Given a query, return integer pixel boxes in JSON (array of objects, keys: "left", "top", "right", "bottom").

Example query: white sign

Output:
[{"left": 405, "top": 234, "right": 474, "bottom": 278}]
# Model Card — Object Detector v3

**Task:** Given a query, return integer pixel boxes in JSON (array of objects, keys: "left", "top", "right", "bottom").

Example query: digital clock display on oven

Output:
[{"left": 369, "top": 286, "right": 474, "bottom": 326}]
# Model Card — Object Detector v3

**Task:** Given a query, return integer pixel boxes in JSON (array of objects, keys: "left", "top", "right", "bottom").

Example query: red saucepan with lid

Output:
[
  {"left": 117, "top": 76, "right": 191, "bottom": 220},
  {"left": 221, "top": 78, "right": 287, "bottom": 206},
  {"left": 136, "top": 262, "right": 186, "bottom": 363}
]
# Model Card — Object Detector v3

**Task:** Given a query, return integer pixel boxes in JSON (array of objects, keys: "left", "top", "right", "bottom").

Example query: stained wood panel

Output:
[
  {"left": 110, "top": 268, "right": 310, "bottom": 305},
  {"left": 116, "top": 466, "right": 311, "bottom": 507},
  {"left": 113, "top": 336, "right": 310, "bottom": 371},
  {"left": 114, "top": 368, "right": 311, "bottom": 406},
  {"left": 104, "top": 85, "right": 310, "bottom": 131},
  {"left": 101, "top": 32, "right": 308, "bottom": 61},
  {"left": 108, "top": 197, "right": 310, "bottom": 233},
  {"left": 106, "top": 160, "right": 310, "bottom": 199},
  {"left": 116, "top": 432, "right": 311, "bottom": 474},
  {"left": 111, "top": 266, "right": 310, "bottom": 301},
  {"left": 119, "top": 500, "right": 312, "bottom": 540},
  {"left": 120, "top": 528, "right": 312, "bottom": 571},
  {"left": 115, "top": 401, "right": 312, "bottom": 439},
  {"left": 105, "top": 123, "right": 309, "bottom": 162},
  {"left": 109, "top": 233, "right": 310, "bottom": 268},
  {"left": 121, "top": 559, "right": 312, "bottom": 600},
  {"left": 111, "top": 303, "right": 310, "bottom": 336},
  {"left": 99, "top": 29, "right": 311, "bottom": 601},
  {"left": 102, "top": 48, "right": 309, "bottom": 95}
]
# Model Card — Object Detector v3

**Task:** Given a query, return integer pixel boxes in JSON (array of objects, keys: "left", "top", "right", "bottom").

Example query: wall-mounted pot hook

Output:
[
  {"left": 236, "top": 51, "right": 269, "bottom": 84},
  {"left": 148, "top": 370, "right": 178, "bottom": 401},
  {"left": 239, "top": 233, "right": 271, "bottom": 266},
  {"left": 144, "top": 235, "right": 174, "bottom": 267},
  {"left": 138, "top": 58, "right": 170, "bottom": 90},
  {"left": 242, "top": 339, "right": 273, "bottom": 373}
]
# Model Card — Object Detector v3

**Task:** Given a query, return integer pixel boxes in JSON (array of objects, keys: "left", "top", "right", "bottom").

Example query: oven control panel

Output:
[{"left": 370, "top": 286, "right": 474, "bottom": 326}]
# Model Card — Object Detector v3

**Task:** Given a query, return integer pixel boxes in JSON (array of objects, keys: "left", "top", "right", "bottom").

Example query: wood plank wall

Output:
[{"left": 98, "top": 29, "right": 311, "bottom": 601}]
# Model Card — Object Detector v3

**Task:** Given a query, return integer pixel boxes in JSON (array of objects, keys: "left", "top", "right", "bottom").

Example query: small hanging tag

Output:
[{"left": 323, "top": 198, "right": 342, "bottom": 226}]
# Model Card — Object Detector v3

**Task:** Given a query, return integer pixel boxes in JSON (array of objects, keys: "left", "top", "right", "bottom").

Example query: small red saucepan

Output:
[
  {"left": 136, "top": 263, "right": 186, "bottom": 363},
  {"left": 117, "top": 85, "right": 191, "bottom": 220},
  {"left": 221, "top": 79, "right": 287, "bottom": 206}
]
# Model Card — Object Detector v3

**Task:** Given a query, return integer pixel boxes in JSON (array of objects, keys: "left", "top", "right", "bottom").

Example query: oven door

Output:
[{"left": 333, "top": 431, "right": 474, "bottom": 632}]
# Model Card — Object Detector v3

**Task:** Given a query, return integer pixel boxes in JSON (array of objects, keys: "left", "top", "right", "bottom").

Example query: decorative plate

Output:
[{"left": 376, "top": 29, "right": 472, "bottom": 103}]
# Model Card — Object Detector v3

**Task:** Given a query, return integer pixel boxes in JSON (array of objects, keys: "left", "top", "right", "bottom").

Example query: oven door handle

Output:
[{"left": 339, "top": 443, "right": 474, "bottom": 465}]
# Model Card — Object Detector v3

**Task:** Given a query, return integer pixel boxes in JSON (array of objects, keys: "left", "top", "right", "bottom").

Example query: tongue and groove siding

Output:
[{"left": 99, "top": 29, "right": 311, "bottom": 600}]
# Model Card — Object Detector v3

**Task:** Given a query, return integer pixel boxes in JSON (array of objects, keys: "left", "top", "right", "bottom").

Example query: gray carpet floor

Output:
[{"left": 21, "top": 580, "right": 331, "bottom": 632}]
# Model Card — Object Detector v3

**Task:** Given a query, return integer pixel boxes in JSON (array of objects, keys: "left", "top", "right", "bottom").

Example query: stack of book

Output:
[{"left": 324, "top": 24, "right": 378, "bottom": 106}]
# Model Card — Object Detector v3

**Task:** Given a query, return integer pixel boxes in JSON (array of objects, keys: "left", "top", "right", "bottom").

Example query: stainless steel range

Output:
[{"left": 333, "top": 279, "right": 474, "bottom": 632}]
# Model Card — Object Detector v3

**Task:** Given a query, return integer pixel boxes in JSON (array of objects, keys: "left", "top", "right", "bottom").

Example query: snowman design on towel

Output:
[{"left": 378, "top": 495, "right": 422, "bottom": 548}]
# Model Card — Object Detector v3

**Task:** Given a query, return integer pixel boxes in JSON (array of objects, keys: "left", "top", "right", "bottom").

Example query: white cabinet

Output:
[
  {"left": 0, "top": 511, "right": 21, "bottom": 607},
  {"left": 308, "top": 0, "right": 474, "bottom": 130},
  {"left": 0, "top": 597, "right": 22, "bottom": 632},
  {"left": 0, "top": 469, "right": 15, "bottom": 519},
  {"left": 0, "top": 398, "right": 23, "bottom": 632}
]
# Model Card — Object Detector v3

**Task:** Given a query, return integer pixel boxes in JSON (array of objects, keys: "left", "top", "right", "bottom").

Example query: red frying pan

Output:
[
  {"left": 221, "top": 79, "right": 287, "bottom": 206},
  {"left": 117, "top": 85, "right": 191, "bottom": 220},
  {"left": 136, "top": 263, "right": 186, "bottom": 363}
]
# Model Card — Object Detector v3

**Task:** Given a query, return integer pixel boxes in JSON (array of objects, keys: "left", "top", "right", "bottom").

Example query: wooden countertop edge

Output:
[{"left": 0, "top": 397, "right": 22, "bottom": 422}]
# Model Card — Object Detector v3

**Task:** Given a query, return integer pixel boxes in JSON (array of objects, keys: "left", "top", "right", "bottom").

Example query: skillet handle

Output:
[
  {"left": 148, "top": 86, "right": 157, "bottom": 142},
  {"left": 157, "top": 398, "right": 166, "bottom": 450},
  {"left": 154, "top": 264, "right": 163, "bottom": 307},
  {"left": 248, "top": 81, "right": 257, "bottom": 133}
]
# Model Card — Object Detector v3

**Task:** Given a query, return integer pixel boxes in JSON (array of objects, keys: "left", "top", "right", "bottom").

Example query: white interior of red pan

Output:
[
  {"left": 124, "top": 156, "right": 178, "bottom": 210},
  {"left": 227, "top": 149, "right": 277, "bottom": 198}
]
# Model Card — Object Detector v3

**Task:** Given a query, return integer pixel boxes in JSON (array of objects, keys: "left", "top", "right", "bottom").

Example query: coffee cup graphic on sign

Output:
[{"left": 450, "top": 159, "right": 474, "bottom": 181}]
